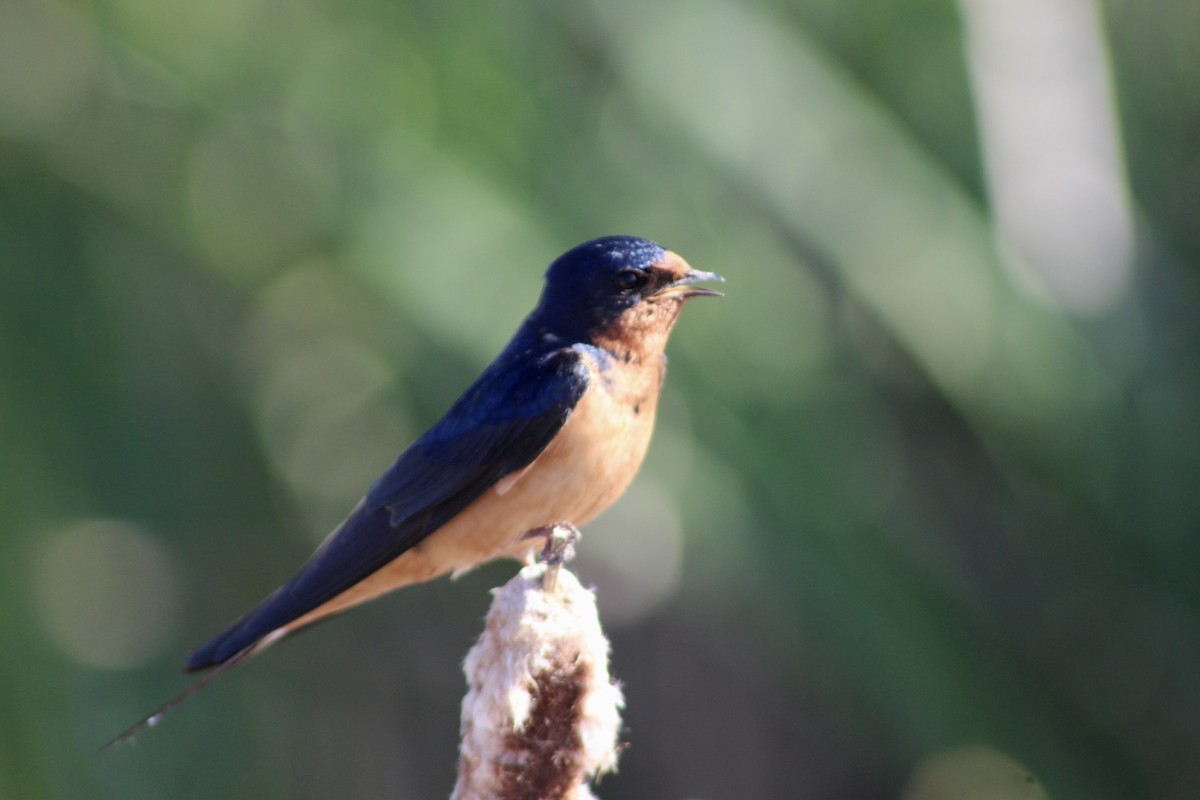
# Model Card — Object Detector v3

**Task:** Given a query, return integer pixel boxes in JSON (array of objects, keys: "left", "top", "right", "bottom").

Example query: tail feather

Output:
[
  {"left": 184, "top": 585, "right": 301, "bottom": 672},
  {"left": 98, "top": 638, "right": 267, "bottom": 753},
  {"left": 185, "top": 618, "right": 262, "bottom": 673}
]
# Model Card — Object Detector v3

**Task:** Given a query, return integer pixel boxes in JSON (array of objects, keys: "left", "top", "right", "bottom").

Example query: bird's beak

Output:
[{"left": 651, "top": 252, "right": 726, "bottom": 300}]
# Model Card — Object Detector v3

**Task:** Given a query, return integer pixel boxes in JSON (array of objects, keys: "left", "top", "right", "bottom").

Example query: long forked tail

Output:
[{"left": 98, "top": 632, "right": 280, "bottom": 753}]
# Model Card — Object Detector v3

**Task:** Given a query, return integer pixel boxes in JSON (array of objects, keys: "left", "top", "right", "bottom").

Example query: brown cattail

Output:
[{"left": 451, "top": 562, "right": 623, "bottom": 800}]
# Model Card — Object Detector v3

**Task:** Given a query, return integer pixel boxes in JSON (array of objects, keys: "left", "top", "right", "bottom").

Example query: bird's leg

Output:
[{"left": 522, "top": 522, "right": 581, "bottom": 593}]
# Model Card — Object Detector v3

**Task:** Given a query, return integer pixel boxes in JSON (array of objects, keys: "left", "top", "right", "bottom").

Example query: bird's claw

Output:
[{"left": 523, "top": 522, "right": 581, "bottom": 593}]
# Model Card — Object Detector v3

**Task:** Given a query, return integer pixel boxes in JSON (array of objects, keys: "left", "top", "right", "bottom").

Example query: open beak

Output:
[
  {"left": 651, "top": 268, "right": 726, "bottom": 300},
  {"left": 647, "top": 250, "right": 725, "bottom": 300}
]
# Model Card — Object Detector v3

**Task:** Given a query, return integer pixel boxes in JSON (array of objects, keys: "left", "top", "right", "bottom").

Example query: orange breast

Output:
[{"left": 282, "top": 349, "right": 665, "bottom": 632}]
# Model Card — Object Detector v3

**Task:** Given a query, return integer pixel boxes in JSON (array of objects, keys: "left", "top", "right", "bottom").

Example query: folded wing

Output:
[{"left": 185, "top": 346, "right": 590, "bottom": 671}]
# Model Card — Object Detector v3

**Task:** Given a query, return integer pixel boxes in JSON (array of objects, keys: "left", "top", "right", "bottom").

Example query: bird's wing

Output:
[{"left": 185, "top": 346, "right": 590, "bottom": 671}]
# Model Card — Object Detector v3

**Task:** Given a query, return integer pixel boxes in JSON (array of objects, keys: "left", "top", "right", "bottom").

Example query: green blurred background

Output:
[{"left": 3, "top": 0, "right": 1199, "bottom": 797}]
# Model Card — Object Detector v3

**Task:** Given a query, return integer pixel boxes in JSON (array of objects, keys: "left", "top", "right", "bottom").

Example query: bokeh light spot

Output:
[
  {"left": 350, "top": 159, "right": 548, "bottom": 361},
  {"left": 902, "top": 746, "right": 1046, "bottom": 800},
  {"left": 238, "top": 265, "right": 413, "bottom": 541},
  {"left": 575, "top": 481, "right": 684, "bottom": 626},
  {"left": 0, "top": 0, "right": 97, "bottom": 138},
  {"left": 187, "top": 123, "right": 338, "bottom": 283},
  {"left": 31, "top": 519, "right": 180, "bottom": 670}
]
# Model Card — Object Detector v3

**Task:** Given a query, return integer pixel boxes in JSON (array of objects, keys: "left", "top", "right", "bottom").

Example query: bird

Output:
[{"left": 104, "top": 235, "right": 722, "bottom": 748}]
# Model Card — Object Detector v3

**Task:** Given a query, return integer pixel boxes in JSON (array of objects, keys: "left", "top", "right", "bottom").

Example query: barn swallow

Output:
[{"left": 104, "top": 235, "right": 721, "bottom": 748}]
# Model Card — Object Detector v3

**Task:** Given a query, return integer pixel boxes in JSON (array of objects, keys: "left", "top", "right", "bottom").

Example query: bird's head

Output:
[{"left": 533, "top": 236, "right": 723, "bottom": 355}]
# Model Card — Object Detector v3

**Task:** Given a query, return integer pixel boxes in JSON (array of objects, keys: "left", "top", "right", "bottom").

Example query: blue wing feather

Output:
[{"left": 185, "top": 344, "right": 590, "bottom": 671}]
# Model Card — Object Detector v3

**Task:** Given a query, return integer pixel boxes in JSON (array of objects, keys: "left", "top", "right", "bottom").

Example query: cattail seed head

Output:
[{"left": 452, "top": 563, "right": 623, "bottom": 800}]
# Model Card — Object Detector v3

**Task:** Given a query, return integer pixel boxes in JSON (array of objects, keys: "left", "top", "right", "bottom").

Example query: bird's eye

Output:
[{"left": 613, "top": 268, "right": 647, "bottom": 292}]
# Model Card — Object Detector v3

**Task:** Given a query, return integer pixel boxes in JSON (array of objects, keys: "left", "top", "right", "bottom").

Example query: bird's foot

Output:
[{"left": 522, "top": 522, "right": 581, "bottom": 593}]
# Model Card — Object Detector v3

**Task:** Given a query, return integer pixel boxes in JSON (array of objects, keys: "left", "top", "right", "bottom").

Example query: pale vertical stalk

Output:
[{"left": 960, "top": 0, "right": 1133, "bottom": 312}]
